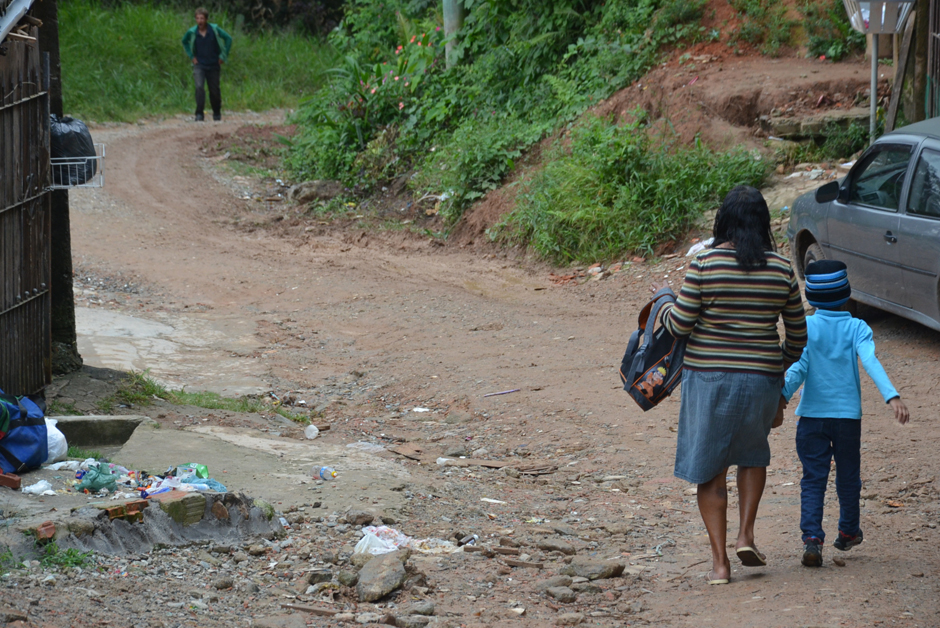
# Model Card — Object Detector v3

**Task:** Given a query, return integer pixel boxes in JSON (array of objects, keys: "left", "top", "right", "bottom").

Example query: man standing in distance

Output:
[{"left": 182, "top": 8, "right": 233, "bottom": 121}]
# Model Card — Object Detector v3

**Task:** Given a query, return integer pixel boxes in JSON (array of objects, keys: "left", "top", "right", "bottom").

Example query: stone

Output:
[
  {"left": 248, "top": 544, "right": 268, "bottom": 556},
  {"left": 551, "top": 524, "right": 578, "bottom": 537},
  {"left": 320, "top": 551, "right": 339, "bottom": 564},
  {"left": 547, "top": 586, "right": 577, "bottom": 603},
  {"left": 286, "top": 512, "right": 305, "bottom": 525},
  {"left": 153, "top": 491, "right": 206, "bottom": 526},
  {"left": 288, "top": 180, "right": 344, "bottom": 204},
  {"left": 395, "top": 616, "right": 431, "bottom": 628},
  {"left": 254, "top": 615, "right": 307, "bottom": 628},
  {"left": 504, "top": 467, "right": 521, "bottom": 478},
  {"left": 233, "top": 551, "right": 249, "bottom": 563},
  {"left": 67, "top": 518, "right": 95, "bottom": 537},
  {"left": 538, "top": 538, "right": 576, "bottom": 555},
  {"left": 556, "top": 613, "right": 584, "bottom": 626},
  {"left": 355, "top": 612, "right": 383, "bottom": 624},
  {"left": 357, "top": 552, "right": 406, "bottom": 602},
  {"left": 335, "top": 614, "right": 356, "bottom": 622},
  {"left": 346, "top": 509, "right": 375, "bottom": 526},
  {"left": 535, "top": 575, "right": 573, "bottom": 592},
  {"left": 499, "top": 536, "right": 520, "bottom": 548},
  {"left": 211, "top": 501, "right": 229, "bottom": 520},
  {"left": 240, "top": 581, "right": 261, "bottom": 593},
  {"left": 253, "top": 499, "right": 275, "bottom": 520},
  {"left": 350, "top": 552, "right": 374, "bottom": 570},
  {"left": 407, "top": 600, "right": 435, "bottom": 616},
  {"left": 444, "top": 445, "right": 468, "bottom": 457},
  {"left": 197, "top": 550, "right": 222, "bottom": 566},
  {"left": 306, "top": 568, "right": 332, "bottom": 584},
  {"left": 212, "top": 576, "right": 235, "bottom": 590},
  {"left": 571, "top": 582, "right": 602, "bottom": 594},
  {"left": 560, "top": 557, "right": 625, "bottom": 580},
  {"left": 337, "top": 569, "right": 359, "bottom": 586},
  {"left": 471, "top": 448, "right": 489, "bottom": 457}
]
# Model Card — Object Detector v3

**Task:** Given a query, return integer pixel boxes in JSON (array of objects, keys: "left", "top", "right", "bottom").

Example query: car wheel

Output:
[{"left": 803, "top": 242, "right": 826, "bottom": 273}]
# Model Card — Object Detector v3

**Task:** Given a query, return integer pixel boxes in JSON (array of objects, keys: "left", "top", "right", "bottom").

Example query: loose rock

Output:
[
  {"left": 357, "top": 552, "right": 407, "bottom": 602},
  {"left": 536, "top": 575, "right": 573, "bottom": 592},
  {"left": 346, "top": 509, "right": 375, "bottom": 526},
  {"left": 212, "top": 576, "right": 235, "bottom": 590},
  {"left": 537, "top": 538, "right": 576, "bottom": 555},
  {"left": 547, "top": 586, "right": 577, "bottom": 603},
  {"left": 395, "top": 616, "right": 431, "bottom": 628},
  {"left": 338, "top": 570, "right": 359, "bottom": 586},
  {"left": 556, "top": 613, "right": 584, "bottom": 626},
  {"left": 560, "top": 557, "right": 625, "bottom": 580}
]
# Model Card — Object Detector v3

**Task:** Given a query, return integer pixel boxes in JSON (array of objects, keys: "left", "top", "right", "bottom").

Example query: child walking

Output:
[{"left": 781, "top": 260, "right": 909, "bottom": 567}]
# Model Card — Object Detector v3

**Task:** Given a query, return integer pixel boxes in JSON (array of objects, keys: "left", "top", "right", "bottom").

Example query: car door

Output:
[
  {"left": 898, "top": 141, "right": 940, "bottom": 323},
  {"left": 826, "top": 142, "right": 914, "bottom": 307}
]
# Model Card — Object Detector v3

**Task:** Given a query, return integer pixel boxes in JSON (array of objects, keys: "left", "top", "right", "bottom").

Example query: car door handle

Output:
[{"left": 884, "top": 231, "right": 898, "bottom": 243}]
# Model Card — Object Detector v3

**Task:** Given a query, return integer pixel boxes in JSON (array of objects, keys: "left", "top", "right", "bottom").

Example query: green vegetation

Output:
[
  {"left": 730, "top": 0, "right": 796, "bottom": 56},
  {"left": 498, "top": 114, "right": 769, "bottom": 263},
  {"left": 66, "top": 446, "right": 104, "bottom": 460},
  {"left": 60, "top": 0, "right": 336, "bottom": 121},
  {"left": 38, "top": 542, "right": 93, "bottom": 570},
  {"left": 799, "top": 0, "right": 867, "bottom": 61},
  {"left": 48, "top": 399, "right": 81, "bottom": 416},
  {"left": 776, "top": 120, "right": 872, "bottom": 166},
  {"left": 286, "top": 0, "right": 709, "bottom": 224},
  {"left": 103, "top": 371, "right": 310, "bottom": 423}
]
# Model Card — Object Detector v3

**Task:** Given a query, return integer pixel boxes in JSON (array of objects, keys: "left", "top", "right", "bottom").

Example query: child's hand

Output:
[
  {"left": 889, "top": 397, "right": 910, "bottom": 425},
  {"left": 772, "top": 396, "right": 787, "bottom": 428}
]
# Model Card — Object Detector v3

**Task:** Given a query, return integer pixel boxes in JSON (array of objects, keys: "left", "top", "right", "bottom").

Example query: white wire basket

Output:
[
  {"left": 50, "top": 143, "right": 105, "bottom": 189},
  {"left": 842, "top": 0, "right": 914, "bottom": 34}
]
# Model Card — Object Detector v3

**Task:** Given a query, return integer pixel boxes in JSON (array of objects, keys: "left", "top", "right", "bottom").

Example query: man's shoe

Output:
[
  {"left": 802, "top": 538, "right": 823, "bottom": 567},
  {"left": 212, "top": 114, "right": 221, "bottom": 121},
  {"left": 833, "top": 529, "right": 863, "bottom": 551},
  {"left": 195, "top": 113, "right": 205, "bottom": 121}
]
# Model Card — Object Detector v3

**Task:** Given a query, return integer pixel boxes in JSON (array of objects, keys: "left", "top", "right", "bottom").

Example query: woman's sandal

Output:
[
  {"left": 706, "top": 571, "right": 730, "bottom": 585},
  {"left": 736, "top": 546, "right": 767, "bottom": 567}
]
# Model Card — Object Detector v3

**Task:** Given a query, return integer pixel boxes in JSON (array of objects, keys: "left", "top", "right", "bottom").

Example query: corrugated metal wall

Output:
[{"left": 0, "top": 25, "right": 51, "bottom": 395}]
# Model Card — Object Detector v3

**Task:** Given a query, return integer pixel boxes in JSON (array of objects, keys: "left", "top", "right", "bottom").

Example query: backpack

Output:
[
  {"left": 619, "top": 287, "right": 687, "bottom": 411},
  {"left": 0, "top": 390, "right": 47, "bottom": 474}
]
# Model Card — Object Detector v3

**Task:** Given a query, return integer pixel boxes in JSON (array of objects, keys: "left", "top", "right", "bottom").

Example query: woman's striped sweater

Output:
[{"left": 663, "top": 249, "right": 807, "bottom": 375}]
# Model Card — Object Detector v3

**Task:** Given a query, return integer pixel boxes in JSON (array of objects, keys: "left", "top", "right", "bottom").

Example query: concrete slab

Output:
[
  {"left": 75, "top": 306, "right": 269, "bottom": 395},
  {"left": 50, "top": 414, "right": 156, "bottom": 447}
]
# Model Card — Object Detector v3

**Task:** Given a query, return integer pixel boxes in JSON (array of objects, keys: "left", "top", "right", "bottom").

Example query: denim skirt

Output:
[{"left": 674, "top": 369, "right": 783, "bottom": 484}]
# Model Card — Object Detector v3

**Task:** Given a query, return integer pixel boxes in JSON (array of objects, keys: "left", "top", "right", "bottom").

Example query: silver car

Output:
[{"left": 788, "top": 118, "right": 940, "bottom": 331}]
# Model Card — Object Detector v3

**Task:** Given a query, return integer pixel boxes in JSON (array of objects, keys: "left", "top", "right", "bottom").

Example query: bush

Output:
[
  {"left": 800, "top": 0, "right": 866, "bottom": 61},
  {"left": 60, "top": 0, "right": 336, "bottom": 121},
  {"left": 730, "top": 0, "right": 796, "bottom": 56},
  {"left": 499, "top": 115, "right": 769, "bottom": 263}
]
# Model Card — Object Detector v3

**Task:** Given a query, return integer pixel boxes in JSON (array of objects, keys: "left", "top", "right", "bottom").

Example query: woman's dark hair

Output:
[{"left": 712, "top": 185, "right": 775, "bottom": 270}]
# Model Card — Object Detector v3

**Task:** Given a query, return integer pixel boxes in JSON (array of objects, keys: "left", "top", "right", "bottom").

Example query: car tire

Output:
[{"left": 803, "top": 242, "right": 826, "bottom": 273}]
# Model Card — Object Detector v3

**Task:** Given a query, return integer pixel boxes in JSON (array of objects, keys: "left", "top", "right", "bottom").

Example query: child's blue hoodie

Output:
[{"left": 782, "top": 309, "right": 898, "bottom": 419}]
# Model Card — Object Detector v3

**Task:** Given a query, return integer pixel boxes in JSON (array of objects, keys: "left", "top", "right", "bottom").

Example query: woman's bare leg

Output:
[
  {"left": 735, "top": 465, "right": 766, "bottom": 551},
  {"left": 697, "top": 468, "right": 731, "bottom": 580}
]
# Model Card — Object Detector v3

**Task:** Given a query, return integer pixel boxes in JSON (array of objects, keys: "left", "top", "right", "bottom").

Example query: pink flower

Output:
[
  {"left": 410, "top": 36, "right": 416, "bottom": 43},
  {"left": 399, "top": 102, "right": 404, "bottom": 110},
  {"left": 417, "top": 42, "right": 421, "bottom": 46},
  {"left": 371, "top": 88, "right": 376, "bottom": 94},
  {"left": 395, "top": 76, "right": 400, "bottom": 81},
  {"left": 435, "top": 26, "right": 440, "bottom": 31}
]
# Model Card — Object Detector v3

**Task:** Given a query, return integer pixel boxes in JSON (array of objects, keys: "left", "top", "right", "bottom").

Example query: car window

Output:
[
  {"left": 907, "top": 149, "right": 940, "bottom": 219},
  {"left": 848, "top": 145, "right": 913, "bottom": 211}
]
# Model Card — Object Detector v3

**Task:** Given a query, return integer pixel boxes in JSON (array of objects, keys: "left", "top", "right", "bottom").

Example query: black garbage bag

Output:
[{"left": 50, "top": 114, "right": 97, "bottom": 186}]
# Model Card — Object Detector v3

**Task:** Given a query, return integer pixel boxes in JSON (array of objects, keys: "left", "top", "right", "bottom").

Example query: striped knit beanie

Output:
[{"left": 805, "top": 260, "right": 851, "bottom": 309}]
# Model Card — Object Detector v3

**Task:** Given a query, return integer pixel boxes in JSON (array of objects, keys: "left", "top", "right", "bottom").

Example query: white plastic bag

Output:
[
  {"left": 304, "top": 425, "right": 319, "bottom": 440},
  {"left": 44, "top": 419, "right": 68, "bottom": 463},
  {"left": 354, "top": 525, "right": 411, "bottom": 555},
  {"left": 22, "top": 480, "right": 54, "bottom": 495}
]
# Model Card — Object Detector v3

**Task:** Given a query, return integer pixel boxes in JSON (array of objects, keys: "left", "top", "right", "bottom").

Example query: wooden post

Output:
[
  {"left": 887, "top": 11, "right": 917, "bottom": 133},
  {"left": 913, "top": 0, "right": 929, "bottom": 121}
]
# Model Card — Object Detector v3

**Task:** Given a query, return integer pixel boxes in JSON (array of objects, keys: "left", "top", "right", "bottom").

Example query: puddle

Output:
[{"left": 76, "top": 307, "right": 269, "bottom": 395}]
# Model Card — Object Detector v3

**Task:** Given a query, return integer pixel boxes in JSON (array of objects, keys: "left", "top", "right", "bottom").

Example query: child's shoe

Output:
[
  {"left": 802, "top": 538, "right": 823, "bottom": 567},
  {"left": 833, "top": 529, "right": 863, "bottom": 551}
]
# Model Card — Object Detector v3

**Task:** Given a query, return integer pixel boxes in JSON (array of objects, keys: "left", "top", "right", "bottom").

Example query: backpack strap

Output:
[
  {"left": 637, "top": 288, "right": 676, "bottom": 351},
  {"left": 0, "top": 446, "right": 26, "bottom": 473}
]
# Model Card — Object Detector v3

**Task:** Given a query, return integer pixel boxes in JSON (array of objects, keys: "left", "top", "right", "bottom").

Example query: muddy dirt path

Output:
[{"left": 64, "top": 114, "right": 940, "bottom": 627}]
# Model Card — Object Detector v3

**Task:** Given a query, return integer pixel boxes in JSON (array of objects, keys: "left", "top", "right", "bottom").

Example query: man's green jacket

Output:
[{"left": 182, "top": 23, "right": 233, "bottom": 63}]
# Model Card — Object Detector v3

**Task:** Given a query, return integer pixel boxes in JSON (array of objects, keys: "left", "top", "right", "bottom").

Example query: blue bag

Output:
[{"left": 0, "top": 390, "right": 48, "bottom": 473}]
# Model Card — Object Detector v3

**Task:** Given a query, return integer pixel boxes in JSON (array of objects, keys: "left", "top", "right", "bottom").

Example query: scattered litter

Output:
[
  {"left": 412, "top": 407, "right": 431, "bottom": 413},
  {"left": 313, "top": 466, "right": 337, "bottom": 481},
  {"left": 45, "top": 419, "right": 68, "bottom": 463},
  {"left": 686, "top": 238, "right": 714, "bottom": 257},
  {"left": 354, "top": 525, "right": 460, "bottom": 555},
  {"left": 481, "top": 498, "right": 507, "bottom": 504},
  {"left": 304, "top": 424, "right": 320, "bottom": 440},
  {"left": 785, "top": 172, "right": 803, "bottom": 179},
  {"left": 483, "top": 389, "right": 520, "bottom": 398},
  {"left": 841, "top": 161, "right": 856, "bottom": 169},
  {"left": 22, "top": 480, "right": 54, "bottom": 495},
  {"left": 77, "top": 465, "right": 118, "bottom": 494},
  {"left": 436, "top": 457, "right": 453, "bottom": 465},
  {"left": 46, "top": 460, "right": 81, "bottom": 471},
  {"left": 346, "top": 441, "right": 385, "bottom": 453}
]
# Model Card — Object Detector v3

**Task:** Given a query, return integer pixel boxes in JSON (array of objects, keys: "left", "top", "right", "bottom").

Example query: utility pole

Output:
[
  {"left": 32, "top": 0, "right": 82, "bottom": 374},
  {"left": 443, "top": 0, "right": 464, "bottom": 69}
]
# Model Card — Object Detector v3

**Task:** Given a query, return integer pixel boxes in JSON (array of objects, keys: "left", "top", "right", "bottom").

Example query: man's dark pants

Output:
[
  {"left": 193, "top": 65, "right": 221, "bottom": 118},
  {"left": 796, "top": 417, "right": 862, "bottom": 543}
]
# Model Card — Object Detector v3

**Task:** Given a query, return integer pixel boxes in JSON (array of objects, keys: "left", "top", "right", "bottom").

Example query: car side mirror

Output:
[{"left": 815, "top": 181, "right": 840, "bottom": 203}]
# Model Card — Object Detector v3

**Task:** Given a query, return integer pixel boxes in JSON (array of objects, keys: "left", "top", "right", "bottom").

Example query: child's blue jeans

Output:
[{"left": 795, "top": 417, "right": 862, "bottom": 543}]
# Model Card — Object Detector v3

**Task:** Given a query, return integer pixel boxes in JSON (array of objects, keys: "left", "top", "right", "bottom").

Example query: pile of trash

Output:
[
  {"left": 354, "top": 525, "right": 461, "bottom": 556},
  {"left": 26, "top": 460, "right": 227, "bottom": 499}
]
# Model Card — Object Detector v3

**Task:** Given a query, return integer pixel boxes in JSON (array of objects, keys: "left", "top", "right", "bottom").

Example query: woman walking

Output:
[{"left": 659, "top": 185, "right": 807, "bottom": 584}]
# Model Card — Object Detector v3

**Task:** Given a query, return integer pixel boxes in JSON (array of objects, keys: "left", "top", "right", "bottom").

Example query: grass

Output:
[
  {"left": 48, "top": 399, "right": 82, "bottom": 416},
  {"left": 66, "top": 446, "right": 103, "bottom": 460},
  {"left": 498, "top": 114, "right": 769, "bottom": 263},
  {"left": 774, "top": 121, "right": 871, "bottom": 166},
  {"left": 37, "top": 542, "right": 93, "bottom": 570},
  {"left": 60, "top": 0, "right": 337, "bottom": 122},
  {"left": 101, "top": 371, "right": 310, "bottom": 423}
]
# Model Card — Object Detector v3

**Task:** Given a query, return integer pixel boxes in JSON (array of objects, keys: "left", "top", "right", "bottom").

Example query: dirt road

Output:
[{"left": 60, "top": 113, "right": 940, "bottom": 627}]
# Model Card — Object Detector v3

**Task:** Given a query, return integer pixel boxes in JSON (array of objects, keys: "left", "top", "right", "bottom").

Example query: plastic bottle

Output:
[{"left": 313, "top": 466, "right": 337, "bottom": 480}]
